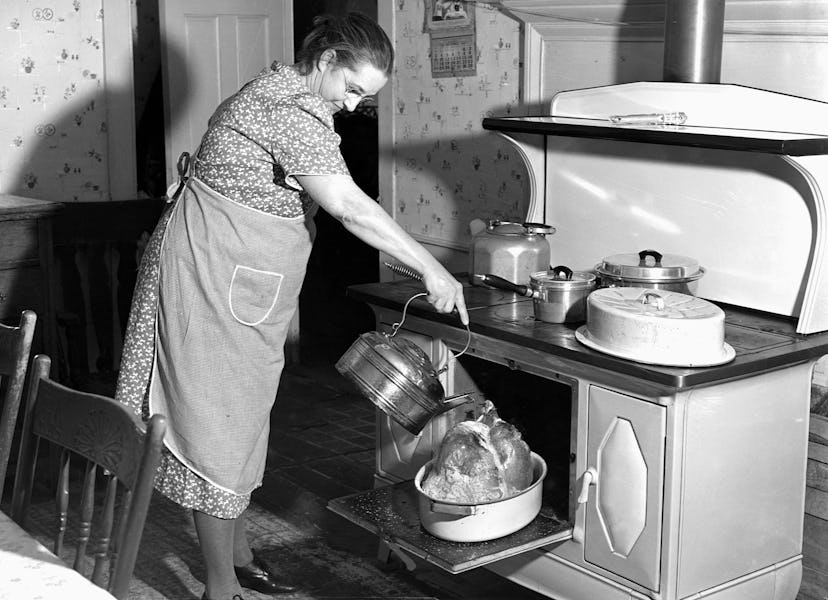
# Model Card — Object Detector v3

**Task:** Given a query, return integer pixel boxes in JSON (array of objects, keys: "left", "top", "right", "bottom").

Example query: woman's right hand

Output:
[{"left": 421, "top": 265, "right": 469, "bottom": 326}]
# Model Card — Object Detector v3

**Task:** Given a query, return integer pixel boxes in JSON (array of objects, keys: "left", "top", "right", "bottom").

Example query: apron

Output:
[{"left": 148, "top": 174, "right": 313, "bottom": 494}]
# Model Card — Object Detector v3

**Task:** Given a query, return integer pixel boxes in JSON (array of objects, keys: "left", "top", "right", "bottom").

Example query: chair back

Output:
[
  {"left": 0, "top": 310, "right": 36, "bottom": 503},
  {"left": 9, "top": 354, "right": 166, "bottom": 600}
]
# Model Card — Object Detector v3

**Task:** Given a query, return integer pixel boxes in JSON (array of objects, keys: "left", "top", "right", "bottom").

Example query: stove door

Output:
[
  {"left": 328, "top": 479, "right": 572, "bottom": 573},
  {"left": 583, "top": 385, "right": 666, "bottom": 592}
]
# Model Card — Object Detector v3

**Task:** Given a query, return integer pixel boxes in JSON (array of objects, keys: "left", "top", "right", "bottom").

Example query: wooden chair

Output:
[
  {"left": 0, "top": 310, "right": 37, "bottom": 504},
  {"left": 9, "top": 354, "right": 166, "bottom": 600}
]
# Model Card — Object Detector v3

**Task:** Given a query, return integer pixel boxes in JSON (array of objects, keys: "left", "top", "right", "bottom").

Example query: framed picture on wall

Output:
[{"left": 424, "top": 0, "right": 475, "bottom": 34}]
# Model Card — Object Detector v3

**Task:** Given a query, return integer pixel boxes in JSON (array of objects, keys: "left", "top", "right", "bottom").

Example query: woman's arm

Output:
[{"left": 296, "top": 173, "right": 469, "bottom": 325}]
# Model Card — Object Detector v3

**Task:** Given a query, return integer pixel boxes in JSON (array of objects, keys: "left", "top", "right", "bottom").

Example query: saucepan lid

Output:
[
  {"left": 596, "top": 249, "right": 703, "bottom": 282},
  {"left": 530, "top": 265, "right": 596, "bottom": 291}
]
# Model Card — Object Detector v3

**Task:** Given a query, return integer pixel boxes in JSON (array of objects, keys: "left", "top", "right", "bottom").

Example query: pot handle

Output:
[
  {"left": 441, "top": 393, "right": 475, "bottom": 411},
  {"left": 472, "top": 273, "right": 535, "bottom": 298},
  {"left": 429, "top": 500, "right": 478, "bottom": 516},
  {"left": 392, "top": 292, "right": 473, "bottom": 375},
  {"left": 637, "top": 249, "right": 663, "bottom": 266}
]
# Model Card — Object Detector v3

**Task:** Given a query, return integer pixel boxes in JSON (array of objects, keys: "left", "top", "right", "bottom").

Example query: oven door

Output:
[
  {"left": 328, "top": 478, "right": 573, "bottom": 573},
  {"left": 328, "top": 348, "right": 575, "bottom": 574}
]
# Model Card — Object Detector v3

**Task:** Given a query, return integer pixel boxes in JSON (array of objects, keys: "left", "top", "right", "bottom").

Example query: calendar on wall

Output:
[
  {"left": 390, "top": 1, "right": 528, "bottom": 247},
  {"left": 424, "top": 0, "right": 477, "bottom": 78},
  {"left": 431, "top": 35, "right": 476, "bottom": 78}
]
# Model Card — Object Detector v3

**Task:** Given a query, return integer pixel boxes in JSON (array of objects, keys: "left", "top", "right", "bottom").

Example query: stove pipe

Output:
[{"left": 662, "top": 0, "right": 725, "bottom": 83}]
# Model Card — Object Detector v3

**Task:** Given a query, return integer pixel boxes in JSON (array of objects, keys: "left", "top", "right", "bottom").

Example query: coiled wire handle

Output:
[{"left": 390, "top": 292, "right": 471, "bottom": 374}]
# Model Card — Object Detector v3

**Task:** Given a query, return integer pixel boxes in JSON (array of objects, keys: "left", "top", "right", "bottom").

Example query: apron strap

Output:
[{"left": 168, "top": 152, "right": 192, "bottom": 202}]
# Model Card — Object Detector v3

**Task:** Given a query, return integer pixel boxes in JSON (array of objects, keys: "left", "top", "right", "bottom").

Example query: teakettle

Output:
[{"left": 468, "top": 220, "right": 555, "bottom": 286}]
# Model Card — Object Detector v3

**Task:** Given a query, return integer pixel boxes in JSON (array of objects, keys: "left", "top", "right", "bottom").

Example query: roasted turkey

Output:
[{"left": 421, "top": 401, "right": 534, "bottom": 504}]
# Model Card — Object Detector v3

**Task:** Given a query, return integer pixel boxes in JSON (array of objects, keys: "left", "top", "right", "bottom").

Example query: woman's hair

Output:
[{"left": 295, "top": 12, "right": 394, "bottom": 77}]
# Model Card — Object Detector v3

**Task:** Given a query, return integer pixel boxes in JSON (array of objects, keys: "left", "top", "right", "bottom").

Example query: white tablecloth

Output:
[{"left": 0, "top": 510, "right": 115, "bottom": 599}]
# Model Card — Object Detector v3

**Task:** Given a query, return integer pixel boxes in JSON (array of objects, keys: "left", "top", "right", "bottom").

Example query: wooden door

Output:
[{"left": 159, "top": 0, "right": 294, "bottom": 188}]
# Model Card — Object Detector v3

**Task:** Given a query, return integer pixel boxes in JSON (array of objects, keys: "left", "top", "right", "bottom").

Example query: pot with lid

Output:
[
  {"left": 335, "top": 293, "right": 474, "bottom": 435},
  {"left": 595, "top": 249, "right": 705, "bottom": 295},
  {"left": 575, "top": 287, "right": 735, "bottom": 367},
  {"left": 469, "top": 220, "right": 555, "bottom": 286},
  {"left": 473, "top": 265, "right": 596, "bottom": 324}
]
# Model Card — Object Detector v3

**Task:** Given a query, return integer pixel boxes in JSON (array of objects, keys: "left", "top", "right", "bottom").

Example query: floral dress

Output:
[{"left": 115, "top": 63, "right": 349, "bottom": 518}]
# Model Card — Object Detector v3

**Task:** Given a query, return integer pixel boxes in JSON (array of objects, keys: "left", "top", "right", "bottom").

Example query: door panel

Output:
[
  {"left": 584, "top": 385, "right": 666, "bottom": 591},
  {"left": 159, "top": 0, "right": 293, "bottom": 188}
]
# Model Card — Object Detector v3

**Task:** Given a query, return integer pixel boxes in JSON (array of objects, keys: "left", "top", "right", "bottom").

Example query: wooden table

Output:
[{"left": 0, "top": 510, "right": 115, "bottom": 599}]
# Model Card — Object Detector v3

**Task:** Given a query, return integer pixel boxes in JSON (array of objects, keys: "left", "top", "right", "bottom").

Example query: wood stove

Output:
[
  {"left": 330, "top": 4, "right": 828, "bottom": 597},
  {"left": 328, "top": 77, "right": 828, "bottom": 599},
  {"left": 330, "top": 276, "right": 827, "bottom": 600}
]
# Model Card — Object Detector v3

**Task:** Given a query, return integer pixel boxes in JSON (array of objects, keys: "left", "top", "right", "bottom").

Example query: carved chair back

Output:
[{"left": 9, "top": 354, "right": 165, "bottom": 599}]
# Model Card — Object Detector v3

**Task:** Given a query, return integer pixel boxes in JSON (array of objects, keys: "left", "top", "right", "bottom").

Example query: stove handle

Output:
[
  {"left": 577, "top": 466, "right": 598, "bottom": 504},
  {"left": 572, "top": 466, "right": 598, "bottom": 544}
]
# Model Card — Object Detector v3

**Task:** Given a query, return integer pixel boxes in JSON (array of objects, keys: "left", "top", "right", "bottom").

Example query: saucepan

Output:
[
  {"left": 335, "top": 293, "right": 474, "bottom": 435},
  {"left": 474, "top": 265, "right": 596, "bottom": 324},
  {"left": 595, "top": 249, "right": 705, "bottom": 295}
]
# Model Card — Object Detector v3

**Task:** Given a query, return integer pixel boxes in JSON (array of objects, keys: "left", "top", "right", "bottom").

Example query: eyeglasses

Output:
[{"left": 343, "top": 73, "right": 374, "bottom": 106}]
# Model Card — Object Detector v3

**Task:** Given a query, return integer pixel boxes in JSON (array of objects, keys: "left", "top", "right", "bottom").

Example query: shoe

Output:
[{"left": 234, "top": 552, "right": 298, "bottom": 595}]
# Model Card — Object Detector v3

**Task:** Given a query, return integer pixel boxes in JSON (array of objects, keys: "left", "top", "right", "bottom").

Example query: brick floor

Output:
[{"left": 257, "top": 359, "right": 553, "bottom": 600}]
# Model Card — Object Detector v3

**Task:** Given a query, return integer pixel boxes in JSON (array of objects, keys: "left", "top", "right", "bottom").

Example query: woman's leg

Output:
[
  {"left": 232, "top": 510, "right": 253, "bottom": 566},
  {"left": 193, "top": 509, "right": 244, "bottom": 599},
  {"left": 230, "top": 509, "right": 298, "bottom": 594}
]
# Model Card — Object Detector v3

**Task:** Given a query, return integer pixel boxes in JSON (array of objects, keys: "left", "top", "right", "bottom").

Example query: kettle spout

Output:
[{"left": 469, "top": 218, "right": 487, "bottom": 237}]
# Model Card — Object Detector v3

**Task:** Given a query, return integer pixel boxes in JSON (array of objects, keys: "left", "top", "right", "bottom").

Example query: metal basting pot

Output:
[{"left": 335, "top": 293, "right": 474, "bottom": 435}]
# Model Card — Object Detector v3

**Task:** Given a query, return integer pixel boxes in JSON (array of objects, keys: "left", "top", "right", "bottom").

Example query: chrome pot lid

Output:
[
  {"left": 530, "top": 265, "right": 596, "bottom": 291},
  {"left": 596, "top": 249, "right": 702, "bottom": 281}
]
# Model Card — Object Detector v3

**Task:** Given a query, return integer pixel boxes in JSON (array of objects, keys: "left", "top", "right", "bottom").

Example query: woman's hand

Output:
[{"left": 422, "top": 266, "right": 469, "bottom": 326}]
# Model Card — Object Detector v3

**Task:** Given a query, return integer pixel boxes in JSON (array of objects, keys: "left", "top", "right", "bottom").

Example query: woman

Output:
[{"left": 116, "top": 12, "right": 468, "bottom": 600}]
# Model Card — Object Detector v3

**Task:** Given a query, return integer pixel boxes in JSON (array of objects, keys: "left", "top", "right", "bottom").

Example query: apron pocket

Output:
[{"left": 229, "top": 265, "right": 283, "bottom": 326}]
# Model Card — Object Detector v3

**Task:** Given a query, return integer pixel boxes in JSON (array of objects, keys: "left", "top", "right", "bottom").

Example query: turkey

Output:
[{"left": 421, "top": 401, "right": 534, "bottom": 504}]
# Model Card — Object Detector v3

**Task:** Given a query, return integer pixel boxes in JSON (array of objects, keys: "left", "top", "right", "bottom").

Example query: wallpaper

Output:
[
  {"left": 392, "top": 0, "right": 530, "bottom": 247},
  {"left": 0, "top": 0, "right": 107, "bottom": 202}
]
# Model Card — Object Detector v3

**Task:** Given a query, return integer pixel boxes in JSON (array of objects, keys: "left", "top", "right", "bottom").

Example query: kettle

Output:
[
  {"left": 469, "top": 220, "right": 555, "bottom": 286},
  {"left": 335, "top": 292, "right": 476, "bottom": 435}
]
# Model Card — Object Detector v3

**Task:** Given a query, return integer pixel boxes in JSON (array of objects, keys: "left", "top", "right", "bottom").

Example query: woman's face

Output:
[{"left": 316, "top": 55, "right": 388, "bottom": 113}]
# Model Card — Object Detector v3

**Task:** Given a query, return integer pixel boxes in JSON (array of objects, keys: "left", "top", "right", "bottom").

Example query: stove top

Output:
[{"left": 348, "top": 278, "right": 828, "bottom": 389}]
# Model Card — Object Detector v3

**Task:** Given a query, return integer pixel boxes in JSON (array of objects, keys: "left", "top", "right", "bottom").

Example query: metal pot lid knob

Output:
[
  {"left": 638, "top": 249, "right": 663, "bottom": 266},
  {"left": 550, "top": 265, "right": 574, "bottom": 280},
  {"left": 640, "top": 291, "right": 666, "bottom": 310}
]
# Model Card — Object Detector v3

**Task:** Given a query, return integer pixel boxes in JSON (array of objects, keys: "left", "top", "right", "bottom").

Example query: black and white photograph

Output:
[{"left": 0, "top": 1, "right": 827, "bottom": 600}]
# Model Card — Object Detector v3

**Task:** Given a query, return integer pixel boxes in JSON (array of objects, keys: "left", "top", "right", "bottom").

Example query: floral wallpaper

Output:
[
  {"left": 0, "top": 0, "right": 107, "bottom": 202},
  {"left": 391, "top": 0, "right": 530, "bottom": 246}
]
